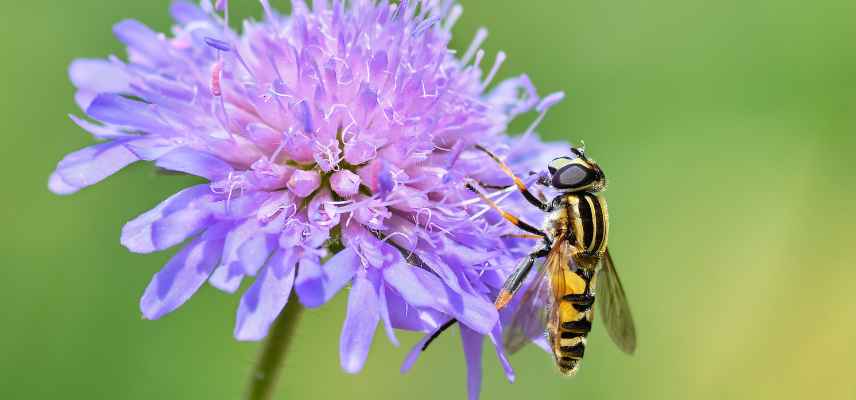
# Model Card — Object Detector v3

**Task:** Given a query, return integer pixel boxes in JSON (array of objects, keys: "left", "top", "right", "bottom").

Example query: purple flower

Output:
[{"left": 50, "top": 1, "right": 566, "bottom": 398}]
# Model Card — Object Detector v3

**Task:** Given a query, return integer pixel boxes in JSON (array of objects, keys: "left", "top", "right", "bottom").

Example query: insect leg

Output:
[
  {"left": 421, "top": 319, "right": 458, "bottom": 351},
  {"left": 502, "top": 233, "right": 543, "bottom": 240},
  {"left": 475, "top": 144, "right": 550, "bottom": 211},
  {"left": 495, "top": 245, "right": 551, "bottom": 309},
  {"left": 423, "top": 244, "right": 550, "bottom": 352},
  {"left": 465, "top": 181, "right": 547, "bottom": 237}
]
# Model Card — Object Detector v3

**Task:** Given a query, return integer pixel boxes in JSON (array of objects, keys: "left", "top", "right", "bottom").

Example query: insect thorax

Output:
[{"left": 548, "top": 192, "right": 609, "bottom": 269}]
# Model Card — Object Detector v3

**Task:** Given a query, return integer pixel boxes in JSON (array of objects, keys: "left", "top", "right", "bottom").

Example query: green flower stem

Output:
[{"left": 245, "top": 295, "right": 303, "bottom": 400}]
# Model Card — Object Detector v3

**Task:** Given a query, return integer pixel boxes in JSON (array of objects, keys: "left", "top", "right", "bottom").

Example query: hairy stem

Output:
[{"left": 245, "top": 295, "right": 303, "bottom": 400}]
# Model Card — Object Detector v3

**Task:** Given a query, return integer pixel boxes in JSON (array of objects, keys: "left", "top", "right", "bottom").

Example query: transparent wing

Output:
[
  {"left": 503, "top": 263, "right": 552, "bottom": 354},
  {"left": 596, "top": 248, "right": 637, "bottom": 354},
  {"left": 504, "top": 237, "right": 569, "bottom": 354}
]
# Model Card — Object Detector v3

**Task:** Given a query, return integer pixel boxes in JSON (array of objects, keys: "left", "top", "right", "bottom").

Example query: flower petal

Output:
[
  {"left": 234, "top": 249, "right": 299, "bottom": 340},
  {"left": 140, "top": 228, "right": 226, "bottom": 319},
  {"left": 47, "top": 173, "right": 78, "bottom": 195},
  {"left": 69, "top": 59, "right": 130, "bottom": 94},
  {"left": 388, "top": 295, "right": 442, "bottom": 333},
  {"left": 124, "top": 136, "right": 180, "bottom": 160},
  {"left": 155, "top": 147, "right": 234, "bottom": 181},
  {"left": 86, "top": 93, "right": 172, "bottom": 133},
  {"left": 69, "top": 114, "right": 129, "bottom": 139},
  {"left": 383, "top": 261, "right": 498, "bottom": 334},
  {"left": 294, "top": 247, "right": 359, "bottom": 307},
  {"left": 400, "top": 320, "right": 446, "bottom": 373},
  {"left": 121, "top": 184, "right": 216, "bottom": 253},
  {"left": 208, "top": 261, "right": 244, "bottom": 293},
  {"left": 460, "top": 325, "right": 484, "bottom": 400},
  {"left": 49, "top": 140, "right": 139, "bottom": 195},
  {"left": 170, "top": 1, "right": 210, "bottom": 24},
  {"left": 339, "top": 270, "right": 379, "bottom": 374},
  {"left": 113, "top": 20, "right": 168, "bottom": 64},
  {"left": 487, "top": 324, "right": 515, "bottom": 383},
  {"left": 377, "top": 285, "right": 399, "bottom": 347}
]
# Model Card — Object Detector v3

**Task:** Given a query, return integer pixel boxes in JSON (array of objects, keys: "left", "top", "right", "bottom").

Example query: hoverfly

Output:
[{"left": 423, "top": 144, "right": 636, "bottom": 376}]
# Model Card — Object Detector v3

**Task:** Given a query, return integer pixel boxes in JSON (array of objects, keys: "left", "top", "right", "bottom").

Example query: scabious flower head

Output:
[{"left": 50, "top": 1, "right": 566, "bottom": 398}]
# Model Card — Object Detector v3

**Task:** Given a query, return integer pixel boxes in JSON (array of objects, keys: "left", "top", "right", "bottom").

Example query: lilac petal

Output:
[
  {"left": 86, "top": 94, "right": 171, "bottom": 133},
  {"left": 294, "top": 100, "right": 314, "bottom": 133},
  {"left": 237, "top": 233, "right": 277, "bottom": 276},
  {"left": 357, "top": 269, "right": 398, "bottom": 346},
  {"left": 206, "top": 191, "right": 272, "bottom": 220},
  {"left": 69, "top": 114, "right": 128, "bottom": 139},
  {"left": 416, "top": 249, "right": 465, "bottom": 294},
  {"left": 140, "top": 233, "right": 225, "bottom": 319},
  {"left": 69, "top": 59, "right": 130, "bottom": 94},
  {"left": 155, "top": 147, "right": 233, "bottom": 181},
  {"left": 377, "top": 285, "right": 399, "bottom": 347},
  {"left": 209, "top": 262, "right": 244, "bottom": 293},
  {"left": 460, "top": 325, "right": 484, "bottom": 400},
  {"left": 170, "top": 1, "right": 210, "bottom": 24},
  {"left": 358, "top": 84, "right": 379, "bottom": 113},
  {"left": 400, "top": 322, "right": 445, "bottom": 373},
  {"left": 369, "top": 51, "right": 388, "bottom": 81},
  {"left": 123, "top": 136, "right": 180, "bottom": 160},
  {"left": 339, "top": 270, "right": 379, "bottom": 374},
  {"left": 387, "top": 292, "right": 444, "bottom": 332},
  {"left": 219, "top": 219, "right": 277, "bottom": 277},
  {"left": 532, "top": 336, "right": 551, "bottom": 353},
  {"left": 234, "top": 249, "right": 299, "bottom": 340},
  {"left": 487, "top": 324, "right": 515, "bottom": 383},
  {"left": 294, "top": 247, "right": 359, "bottom": 307},
  {"left": 383, "top": 261, "right": 498, "bottom": 334},
  {"left": 47, "top": 173, "right": 78, "bottom": 195},
  {"left": 121, "top": 184, "right": 215, "bottom": 253},
  {"left": 382, "top": 262, "right": 437, "bottom": 307},
  {"left": 49, "top": 140, "right": 139, "bottom": 195},
  {"left": 113, "top": 20, "right": 167, "bottom": 64},
  {"left": 74, "top": 90, "right": 99, "bottom": 113}
]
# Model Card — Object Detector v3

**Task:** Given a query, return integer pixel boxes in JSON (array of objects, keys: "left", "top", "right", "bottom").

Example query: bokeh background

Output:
[{"left": 2, "top": 0, "right": 854, "bottom": 399}]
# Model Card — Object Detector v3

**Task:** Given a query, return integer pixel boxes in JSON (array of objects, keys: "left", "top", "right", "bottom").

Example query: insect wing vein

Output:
[{"left": 596, "top": 248, "right": 637, "bottom": 354}]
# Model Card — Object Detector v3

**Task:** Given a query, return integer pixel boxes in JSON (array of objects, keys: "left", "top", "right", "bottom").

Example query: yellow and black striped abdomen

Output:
[{"left": 550, "top": 265, "right": 596, "bottom": 375}]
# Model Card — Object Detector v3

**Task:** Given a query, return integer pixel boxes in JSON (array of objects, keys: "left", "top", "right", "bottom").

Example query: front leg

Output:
[
  {"left": 465, "top": 181, "right": 547, "bottom": 237},
  {"left": 475, "top": 144, "right": 551, "bottom": 211}
]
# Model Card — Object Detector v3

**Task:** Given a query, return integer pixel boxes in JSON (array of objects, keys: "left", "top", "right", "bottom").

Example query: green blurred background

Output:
[{"left": 2, "top": 0, "right": 854, "bottom": 398}]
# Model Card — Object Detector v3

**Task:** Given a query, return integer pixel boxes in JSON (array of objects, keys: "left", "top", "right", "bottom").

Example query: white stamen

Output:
[
  {"left": 472, "top": 49, "right": 485, "bottom": 70},
  {"left": 481, "top": 51, "right": 506, "bottom": 90},
  {"left": 260, "top": 0, "right": 279, "bottom": 30},
  {"left": 443, "top": 4, "right": 463, "bottom": 32},
  {"left": 524, "top": 92, "right": 565, "bottom": 138},
  {"left": 461, "top": 27, "right": 487, "bottom": 65}
]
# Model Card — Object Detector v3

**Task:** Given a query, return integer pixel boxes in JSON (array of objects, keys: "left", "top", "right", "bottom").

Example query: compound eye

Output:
[
  {"left": 553, "top": 164, "right": 593, "bottom": 189},
  {"left": 547, "top": 156, "right": 576, "bottom": 175}
]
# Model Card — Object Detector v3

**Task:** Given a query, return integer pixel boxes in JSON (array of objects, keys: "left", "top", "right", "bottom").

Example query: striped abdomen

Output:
[{"left": 550, "top": 266, "right": 596, "bottom": 375}]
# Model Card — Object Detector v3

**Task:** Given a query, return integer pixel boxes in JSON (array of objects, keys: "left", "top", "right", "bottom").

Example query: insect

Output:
[{"left": 423, "top": 144, "right": 636, "bottom": 376}]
